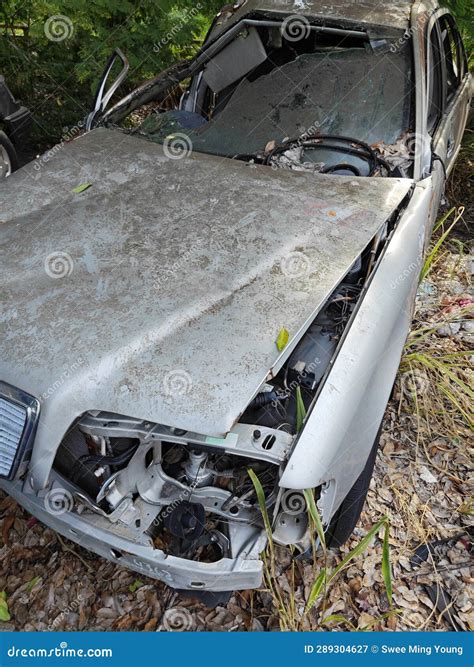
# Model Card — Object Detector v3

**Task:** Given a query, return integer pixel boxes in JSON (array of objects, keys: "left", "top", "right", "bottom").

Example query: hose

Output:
[
  {"left": 78, "top": 443, "right": 139, "bottom": 469},
  {"left": 264, "top": 134, "right": 392, "bottom": 177}
]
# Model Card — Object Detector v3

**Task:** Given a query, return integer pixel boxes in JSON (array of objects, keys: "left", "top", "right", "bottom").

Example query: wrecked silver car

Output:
[{"left": 0, "top": 0, "right": 471, "bottom": 598}]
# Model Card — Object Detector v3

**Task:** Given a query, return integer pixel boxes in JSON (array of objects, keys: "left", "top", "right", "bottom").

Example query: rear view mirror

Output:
[{"left": 86, "top": 48, "right": 129, "bottom": 131}]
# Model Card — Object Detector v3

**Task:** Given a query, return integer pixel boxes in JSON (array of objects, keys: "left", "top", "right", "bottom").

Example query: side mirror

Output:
[{"left": 86, "top": 48, "right": 129, "bottom": 131}]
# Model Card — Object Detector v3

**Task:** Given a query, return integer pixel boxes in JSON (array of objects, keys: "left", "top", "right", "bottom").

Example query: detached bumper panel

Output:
[{"left": 0, "top": 477, "right": 263, "bottom": 592}]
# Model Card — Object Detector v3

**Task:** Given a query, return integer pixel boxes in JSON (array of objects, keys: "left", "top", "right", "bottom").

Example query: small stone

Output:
[
  {"left": 461, "top": 320, "right": 474, "bottom": 333},
  {"left": 437, "top": 322, "right": 461, "bottom": 337}
]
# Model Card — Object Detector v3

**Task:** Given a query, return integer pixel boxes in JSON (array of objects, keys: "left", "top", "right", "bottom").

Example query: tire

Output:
[
  {"left": 0, "top": 130, "right": 18, "bottom": 178},
  {"left": 325, "top": 421, "right": 383, "bottom": 548}
]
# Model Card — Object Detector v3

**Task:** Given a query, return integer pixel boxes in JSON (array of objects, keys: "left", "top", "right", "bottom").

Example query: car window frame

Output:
[
  {"left": 425, "top": 9, "right": 470, "bottom": 135},
  {"left": 425, "top": 18, "right": 444, "bottom": 136},
  {"left": 437, "top": 13, "right": 463, "bottom": 104}
]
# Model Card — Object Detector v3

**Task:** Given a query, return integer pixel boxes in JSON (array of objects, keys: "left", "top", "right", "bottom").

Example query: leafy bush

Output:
[
  {"left": 0, "top": 1, "right": 472, "bottom": 151},
  {"left": 0, "top": 0, "right": 221, "bottom": 149},
  {"left": 444, "top": 0, "right": 473, "bottom": 64}
]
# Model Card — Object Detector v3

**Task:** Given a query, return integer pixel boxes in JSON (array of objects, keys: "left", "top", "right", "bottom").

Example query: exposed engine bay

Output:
[{"left": 52, "top": 226, "right": 389, "bottom": 576}]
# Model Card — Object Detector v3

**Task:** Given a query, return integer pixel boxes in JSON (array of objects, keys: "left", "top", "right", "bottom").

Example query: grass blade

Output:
[
  {"left": 321, "top": 614, "right": 356, "bottom": 630},
  {"left": 359, "top": 610, "right": 403, "bottom": 631},
  {"left": 296, "top": 386, "right": 307, "bottom": 433},
  {"left": 382, "top": 522, "right": 393, "bottom": 606},
  {"left": 303, "top": 489, "right": 326, "bottom": 547},
  {"left": 304, "top": 569, "right": 326, "bottom": 614},
  {"left": 421, "top": 207, "right": 464, "bottom": 281},
  {"left": 329, "top": 517, "right": 388, "bottom": 583},
  {"left": 248, "top": 468, "right": 272, "bottom": 537}
]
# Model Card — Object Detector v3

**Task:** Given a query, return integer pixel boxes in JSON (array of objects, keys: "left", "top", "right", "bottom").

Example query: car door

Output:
[{"left": 431, "top": 11, "right": 472, "bottom": 176}]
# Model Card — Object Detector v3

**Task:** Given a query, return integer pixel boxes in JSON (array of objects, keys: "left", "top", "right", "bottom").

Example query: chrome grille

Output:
[{"left": 0, "top": 396, "right": 27, "bottom": 478}]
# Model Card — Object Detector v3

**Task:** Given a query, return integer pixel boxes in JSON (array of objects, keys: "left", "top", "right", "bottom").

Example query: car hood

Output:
[{"left": 1, "top": 128, "right": 412, "bottom": 483}]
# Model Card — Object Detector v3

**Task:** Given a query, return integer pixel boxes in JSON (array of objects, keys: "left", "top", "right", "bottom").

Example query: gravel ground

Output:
[{"left": 0, "top": 234, "right": 472, "bottom": 634}]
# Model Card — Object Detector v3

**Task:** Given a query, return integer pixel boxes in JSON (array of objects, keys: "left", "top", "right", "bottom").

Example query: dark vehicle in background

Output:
[{"left": 0, "top": 75, "right": 32, "bottom": 178}]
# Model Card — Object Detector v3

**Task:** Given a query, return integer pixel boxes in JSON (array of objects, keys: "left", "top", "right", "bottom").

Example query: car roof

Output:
[{"left": 211, "top": 0, "right": 442, "bottom": 36}]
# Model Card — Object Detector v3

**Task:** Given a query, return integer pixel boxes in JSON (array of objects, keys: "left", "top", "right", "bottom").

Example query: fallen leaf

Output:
[
  {"left": 72, "top": 183, "right": 92, "bottom": 194},
  {"left": 358, "top": 612, "right": 376, "bottom": 629},
  {"left": 420, "top": 466, "right": 438, "bottom": 484},
  {"left": 276, "top": 328, "right": 290, "bottom": 352},
  {"left": 128, "top": 580, "right": 143, "bottom": 594},
  {"left": 144, "top": 618, "right": 158, "bottom": 631},
  {"left": 26, "top": 576, "right": 41, "bottom": 592},
  {"left": 2, "top": 516, "right": 15, "bottom": 545},
  {"left": 0, "top": 592, "right": 10, "bottom": 622}
]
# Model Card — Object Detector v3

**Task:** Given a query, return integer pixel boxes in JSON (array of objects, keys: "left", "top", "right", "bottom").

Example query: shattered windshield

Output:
[{"left": 132, "top": 34, "right": 413, "bottom": 173}]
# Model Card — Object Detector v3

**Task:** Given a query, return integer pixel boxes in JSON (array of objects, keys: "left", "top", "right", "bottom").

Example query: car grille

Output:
[
  {"left": 0, "top": 383, "right": 40, "bottom": 480},
  {"left": 0, "top": 397, "right": 27, "bottom": 477}
]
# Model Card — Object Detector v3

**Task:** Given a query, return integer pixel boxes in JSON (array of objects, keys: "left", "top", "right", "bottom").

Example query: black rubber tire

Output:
[
  {"left": 325, "top": 421, "right": 383, "bottom": 548},
  {"left": 0, "top": 130, "right": 18, "bottom": 176}
]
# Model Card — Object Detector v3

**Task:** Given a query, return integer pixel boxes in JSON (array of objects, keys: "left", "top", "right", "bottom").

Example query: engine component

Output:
[
  {"left": 183, "top": 450, "right": 215, "bottom": 487},
  {"left": 164, "top": 501, "right": 206, "bottom": 540},
  {"left": 288, "top": 324, "right": 338, "bottom": 391}
]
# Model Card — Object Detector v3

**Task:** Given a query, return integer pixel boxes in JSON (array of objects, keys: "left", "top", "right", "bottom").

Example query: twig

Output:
[{"left": 56, "top": 533, "right": 94, "bottom": 572}]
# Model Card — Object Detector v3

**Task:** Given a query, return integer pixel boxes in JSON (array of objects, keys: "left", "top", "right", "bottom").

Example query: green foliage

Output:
[
  {"left": 0, "top": 0, "right": 221, "bottom": 148},
  {"left": 443, "top": 0, "right": 473, "bottom": 64},
  {"left": 421, "top": 206, "right": 465, "bottom": 281},
  {"left": 250, "top": 469, "right": 395, "bottom": 630},
  {"left": 128, "top": 579, "right": 143, "bottom": 593},
  {"left": 295, "top": 386, "right": 307, "bottom": 433},
  {"left": 0, "top": 592, "right": 10, "bottom": 622},
  {"left": 0, "top": 1, "right": 471, "bottom": 150}
]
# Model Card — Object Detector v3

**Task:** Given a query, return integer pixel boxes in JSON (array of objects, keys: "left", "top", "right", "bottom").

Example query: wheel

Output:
[
  {"left": 0, "top": 130, "right": 18, "bottom": 178},
  {"left": 325, "top": 421, "right": 383, "bottom": 548}
]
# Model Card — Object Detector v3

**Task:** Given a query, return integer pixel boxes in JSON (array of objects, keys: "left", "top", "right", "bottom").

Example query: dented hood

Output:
[{"left": 0, "top": 128, "right": 412, "bottom": 482}]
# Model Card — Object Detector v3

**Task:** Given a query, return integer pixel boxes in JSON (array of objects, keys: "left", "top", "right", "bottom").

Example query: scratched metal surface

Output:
[
  {"left": 209, "top": 0, "right": 414, "bottom": 35},
  {"left": 0, "top": 128, "right": 412, "bottom": 485}
]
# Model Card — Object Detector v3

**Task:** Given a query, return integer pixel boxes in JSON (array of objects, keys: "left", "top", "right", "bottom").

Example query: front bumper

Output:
[{"left": 0, "top": 477, "right": 264, "bottom": 592}]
